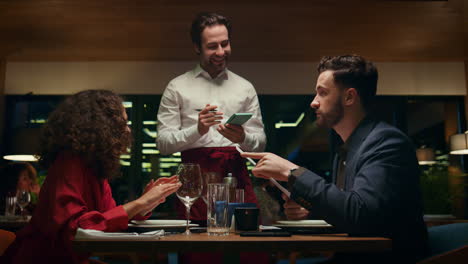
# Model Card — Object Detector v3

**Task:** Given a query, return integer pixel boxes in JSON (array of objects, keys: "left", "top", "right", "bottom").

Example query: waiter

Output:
[{"left": 157, "top": 12, "right": 266, "bottom": 222}]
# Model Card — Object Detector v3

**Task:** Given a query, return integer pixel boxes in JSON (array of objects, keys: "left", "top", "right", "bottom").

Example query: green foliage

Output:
[{"left": 420, "top": 162, "right": 451, "bottom": 214}]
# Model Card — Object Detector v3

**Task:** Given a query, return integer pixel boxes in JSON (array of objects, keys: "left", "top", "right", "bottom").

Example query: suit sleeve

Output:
[{"left": 290, "top": 129, "right": 419, "bottom": 236}]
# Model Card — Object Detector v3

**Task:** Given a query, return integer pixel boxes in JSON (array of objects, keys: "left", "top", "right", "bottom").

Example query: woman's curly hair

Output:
[{"left": 38, "top": 90, "right": 131, "bottom": 179}]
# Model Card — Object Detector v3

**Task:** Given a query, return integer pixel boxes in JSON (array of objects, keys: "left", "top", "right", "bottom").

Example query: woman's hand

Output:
[
  {"left": 124, "top": 176, "right": 181, "bottom": 219},
  {"left": 142, "top": 175, "right": 178, "bottom": 196},
  {"left": 137, "top": 182, "right": 181, "bottom": 216}
]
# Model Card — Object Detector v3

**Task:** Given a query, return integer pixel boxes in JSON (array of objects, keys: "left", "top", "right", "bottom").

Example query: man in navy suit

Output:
[{"left": 242, "top": 55, "right": 428, "bottom": 262}]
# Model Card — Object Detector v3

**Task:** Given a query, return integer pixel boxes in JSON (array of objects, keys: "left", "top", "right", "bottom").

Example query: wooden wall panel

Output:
[
  {"left": 0, "top": 59, "right": 5, "bottom": 154},
  {"left": 4, "top": 61, "right": 466, "bottom": 95},
  {"left": 0, "top": 0, "right": 465, "bottom": 62}
]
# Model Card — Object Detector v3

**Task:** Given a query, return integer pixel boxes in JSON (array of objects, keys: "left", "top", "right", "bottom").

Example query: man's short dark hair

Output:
[
  {"left": 317, "top": 55, "right": 378, "bottom": 112},
  {"left": 190, "top": 12, "right": 232, "bottom": 49}
]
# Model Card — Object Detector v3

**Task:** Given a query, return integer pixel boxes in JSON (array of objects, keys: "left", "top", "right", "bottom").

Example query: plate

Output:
[
  {"left": 131, "top": 220, "right": 189, "bottom": 226},
  {"left": 0, "top": 215, "right": 31, "bottom": 222},
  {"left": 273, "top": 220, "right": 337, "bottom": 234},
  {"left": 274, "top": 220, "right": 331, "bottom": 227},
  {"left": 128, "top": 220, "right": 199, "bottom": 230}
]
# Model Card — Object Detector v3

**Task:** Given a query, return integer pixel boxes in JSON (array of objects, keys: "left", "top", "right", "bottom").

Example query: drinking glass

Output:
[
  {"left": 16, "top": 189, "right": 31, "bottom": 219},
  {"left": 207, "top": 183, "right": 230, "bottom": 236},
  {"left": 176, "top": 163, "right": 203, "bottom": 235},
  {"left": 5, "top": 196, "right": 17, "bottom": 216},
  {"left": 201, "top": 172, "right": 222, "bottom": 204}
]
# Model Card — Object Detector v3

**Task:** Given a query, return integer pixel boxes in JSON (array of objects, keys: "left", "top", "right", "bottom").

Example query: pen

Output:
[
  {"left": 235, "top": 145, "right": 291, "bottom": 198},
  {"left": 195, "top": 109, "right": 218, "bottom": 113}
]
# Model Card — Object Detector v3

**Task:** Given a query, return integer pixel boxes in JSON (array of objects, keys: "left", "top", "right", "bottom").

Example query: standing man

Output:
[
  {"left": 157, "top": 12, "right": 266, "bottom": 222},
  {"left": 242, "top": 55, "right": 428, "bottom": 262}
]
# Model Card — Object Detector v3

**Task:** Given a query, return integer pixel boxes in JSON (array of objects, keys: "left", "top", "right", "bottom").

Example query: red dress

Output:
[{"left": 2, "top": 152, "right": 147, "bottom": 264}]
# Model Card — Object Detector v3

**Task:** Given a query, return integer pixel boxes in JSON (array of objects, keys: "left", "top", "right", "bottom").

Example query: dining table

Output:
[
  {"left": 0, "top": 215, "right": 30, "bottom": 232},
  {"left": 73, "top": 231, "right": 392, "bottom": 264}
]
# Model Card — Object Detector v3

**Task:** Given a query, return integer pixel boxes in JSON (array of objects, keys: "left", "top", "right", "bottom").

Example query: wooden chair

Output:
[{"left": 0, "top": 229, "right": 16, "bottom": 256}]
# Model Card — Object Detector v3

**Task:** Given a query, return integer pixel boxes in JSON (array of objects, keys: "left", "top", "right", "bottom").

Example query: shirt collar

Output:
[
  {"left": 341, "top": 116, "right": 376, "bottom": 157},
  {"left": 193, "top": 64, "right": 228, "bottom": 80}
]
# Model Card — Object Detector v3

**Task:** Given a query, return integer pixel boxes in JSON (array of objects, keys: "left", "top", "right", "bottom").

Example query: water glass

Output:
[
  {"left": 5, "top": 196, "right": 17, "bottom": 216},
  {"left": 233, "top": 189, "right": 244, "bottom": 203},
  {"left": 207, "top": 183, "right": 229, "bottom": 236},
  {"left": 202, "top": 172, "right": 222, "bottom": 204}
]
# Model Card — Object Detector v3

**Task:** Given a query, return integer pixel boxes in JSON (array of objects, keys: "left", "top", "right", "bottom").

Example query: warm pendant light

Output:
[
  {"left": 450, "top": 132, "right": 468, "bottom": 155},
  {"left": 416, "top": 147, "right": 436, "bottom": 165},
  {"left": 2, "top": 128, "right": 41, "bottom": 162}
]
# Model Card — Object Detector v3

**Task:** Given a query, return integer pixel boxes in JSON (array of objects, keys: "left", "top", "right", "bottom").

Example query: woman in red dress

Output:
[{"left": 2, "top": 90, "right": 181, "bottom": 264}]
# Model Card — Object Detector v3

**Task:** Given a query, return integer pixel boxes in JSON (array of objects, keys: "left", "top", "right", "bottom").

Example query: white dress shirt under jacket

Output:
[{"left": 157, "top": 64, "right": 266, "bottom": 155}]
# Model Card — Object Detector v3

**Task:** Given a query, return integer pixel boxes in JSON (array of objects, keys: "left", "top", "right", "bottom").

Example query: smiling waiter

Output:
[{"left": 157, "top": 12, "right": 266, "bottom": 223}]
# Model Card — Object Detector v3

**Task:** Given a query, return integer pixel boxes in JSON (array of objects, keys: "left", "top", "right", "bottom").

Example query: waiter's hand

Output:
[
  {"left": 198, "top": 104, "right": 223, "bottom": 135},
  {"left": 283, "top": 194, "right": 310, "bottom": 220},
  {"left": 217, "top": 123, "right": 245, "bottom": 143},
  {"left": 241, "top": 152, "right": 298, "bottom": 182}
]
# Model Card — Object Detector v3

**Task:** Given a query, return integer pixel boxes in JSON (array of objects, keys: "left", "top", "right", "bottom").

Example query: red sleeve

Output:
[{"left": 48, "top": 153, "right": 129, "bottom": 234}]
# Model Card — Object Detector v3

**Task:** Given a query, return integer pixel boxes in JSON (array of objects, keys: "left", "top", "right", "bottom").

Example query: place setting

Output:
[
  {"left": 272, "top": 220, "right": 338, "bottom": 234},
  {"left": 128, "top": 219, "right": 199, "bottom": 233}
]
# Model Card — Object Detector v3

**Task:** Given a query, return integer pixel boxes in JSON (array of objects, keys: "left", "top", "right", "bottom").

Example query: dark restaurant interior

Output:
[{"left": 0, "top": 0, "right": 467, "bottom": 263}]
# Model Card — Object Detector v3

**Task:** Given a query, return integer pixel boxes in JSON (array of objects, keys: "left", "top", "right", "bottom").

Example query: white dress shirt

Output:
[{"left": 157, "top": 64, "right": 266, "bottom": 155}]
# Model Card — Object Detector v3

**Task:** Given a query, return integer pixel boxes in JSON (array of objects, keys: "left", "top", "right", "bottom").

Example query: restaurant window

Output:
[{"left": 2, "top": 94, "right": 463, "bottom": 217}]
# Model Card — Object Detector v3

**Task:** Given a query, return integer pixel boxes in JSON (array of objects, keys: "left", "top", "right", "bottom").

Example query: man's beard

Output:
[{"left": 316, "top": 96, "right": 344, "bottom": 128}]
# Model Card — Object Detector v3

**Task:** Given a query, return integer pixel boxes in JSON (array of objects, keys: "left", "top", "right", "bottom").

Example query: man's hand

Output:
[
  {"left": 198, "top": 104, "right": 223, "bottom": 135},
  {"left": 240, "top": 152, "right": 298, "bottom": 182},
  {"left": 283, "top": 194, "right": 309, "bottom": 220},
  {"left": 217, "top": 123, "right": 245, "bottom": 143}
]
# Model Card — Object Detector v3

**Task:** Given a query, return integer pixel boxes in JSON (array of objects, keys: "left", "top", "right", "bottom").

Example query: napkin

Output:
[{"left": 75, "top": 228, "right": 165, "bottom": 241}]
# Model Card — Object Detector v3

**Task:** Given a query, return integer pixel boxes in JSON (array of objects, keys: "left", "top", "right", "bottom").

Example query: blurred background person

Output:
[{"left": 0, "top": 162, "right": 40, "bottom": 215}]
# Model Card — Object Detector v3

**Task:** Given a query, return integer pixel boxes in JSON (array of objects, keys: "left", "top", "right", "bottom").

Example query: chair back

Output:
[
  {"left": 0, "top": 229, "right": 16, "bottom": 255},
  {"left": 427, "top": 223, "right": 468, "bottom": 257}
]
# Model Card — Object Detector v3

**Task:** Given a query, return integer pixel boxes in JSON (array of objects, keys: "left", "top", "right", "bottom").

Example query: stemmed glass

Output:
[
  {"left": 16, "top": 189, "right": 31, "bottom": 219},
  {"left": 176, "top": 163, "right": 203, "bottom": 235}
]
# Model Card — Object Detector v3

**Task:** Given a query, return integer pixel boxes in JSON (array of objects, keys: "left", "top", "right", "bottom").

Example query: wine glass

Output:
[
  {"left": 16, "top": 189, "right": 31, "bottom": 219},
  {"left": 176, "top": 163, "right": 203, "bottom": 235}
]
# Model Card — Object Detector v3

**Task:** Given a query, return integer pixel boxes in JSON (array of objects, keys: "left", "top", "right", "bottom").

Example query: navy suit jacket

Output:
[{"left": 291, "top": 117, "right": 428, "bottom": 261}]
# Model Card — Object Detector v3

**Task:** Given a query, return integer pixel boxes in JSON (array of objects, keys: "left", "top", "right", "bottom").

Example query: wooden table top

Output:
[{"left": 73, "top": 232, "right": 392, "bottom": 254}]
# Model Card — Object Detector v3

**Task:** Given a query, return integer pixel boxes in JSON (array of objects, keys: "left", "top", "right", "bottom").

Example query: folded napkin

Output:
[
  {"left": 75, "top": 228, "right": 165, "bottom": 241},
  {"left": 259, "top": 225, "right": 282, "bottom": 231}
]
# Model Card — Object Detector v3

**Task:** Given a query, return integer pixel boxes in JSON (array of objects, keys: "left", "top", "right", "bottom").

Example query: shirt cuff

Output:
[
  {"left": 96, "top": 205, "right": 129, "bottom": 232},
  {"left": 239, "top": 133, "right": 254, "bottom": 151},
  {"left": 186, "top": 125, "right": 203, "bottom": 143},
  {"left": 288, "top": 167, "right": 308, "bottom": 191},
  {"left": 132, "top": 211, "right": 152, "bottom": 221}
]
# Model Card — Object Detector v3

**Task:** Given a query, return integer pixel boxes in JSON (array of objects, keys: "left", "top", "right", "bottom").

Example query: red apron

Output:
[
  {"left": 177, "top": 147, "right": 268, "bottom": 264},
  {"left": 176, "top": 146, "right": 258, "bottom": 221}
]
